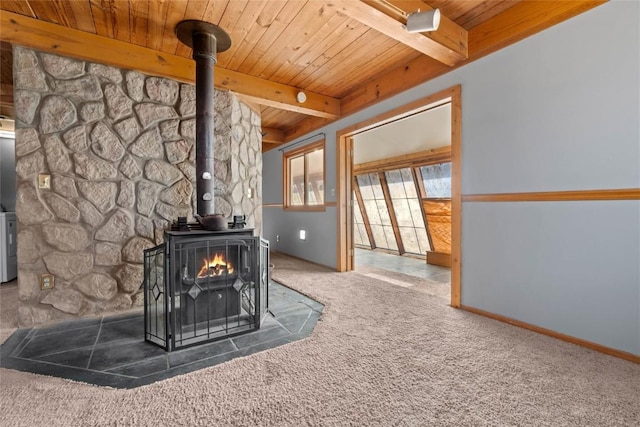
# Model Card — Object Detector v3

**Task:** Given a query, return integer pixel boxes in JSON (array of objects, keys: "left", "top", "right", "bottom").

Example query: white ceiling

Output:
[{"left": 353, "top": 103, "right": 451, "bottom": 164}]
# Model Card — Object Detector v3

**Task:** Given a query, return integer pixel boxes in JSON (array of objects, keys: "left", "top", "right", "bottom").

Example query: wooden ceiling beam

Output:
[
  {"left": 0, "top": 83, "right": 13, "bottom": 98},
  {"left": 0, "top": 117, "right": 15, "bottom": 130},
  {"left": 261, "top": 127, "right": 285, "bottom": 145},
  {"left": 363, "top": 0, "right": 468, "bottom": 59},
  {"left": 0, "top": 10, "right": 341, "bottom": 119},
  {"left": 325, "top": 0, "right": 467, "bottom": 66},
  {"left": 284, "top": 117, "right": 332, "bottom": 148},
  {"left": 0, "top": 103, "right": 14, "bottom": 119},
  {"left": 277, "top": 0, "right": 606, "bottom": 148},
  {"left": 262, "top": 131, "right": 284, "bottom": 145}
]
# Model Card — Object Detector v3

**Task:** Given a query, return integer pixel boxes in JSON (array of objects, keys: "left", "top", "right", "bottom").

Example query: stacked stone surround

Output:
[{"left": 13, "top": 47, "right": 263, "bottom": 327}]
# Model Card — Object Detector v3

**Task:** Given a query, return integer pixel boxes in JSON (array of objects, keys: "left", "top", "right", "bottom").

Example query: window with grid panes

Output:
[
  {"left": 353, "top": 191, "right": 371, "bottom": 248},
  {"left": 356, "top": 173, "right": 398, "bottom": 252},
  {"left": 419, "top": 162, "right": 452, "bottom": 254},
  {"left": 419, "top": 162, "right": 451, "bottom": 197},
  {"left": 385, "top": 168, "right": 431, "bottom": 254},
  {"left": 284, "top": 140, "right": 325, "bottom": 209}
]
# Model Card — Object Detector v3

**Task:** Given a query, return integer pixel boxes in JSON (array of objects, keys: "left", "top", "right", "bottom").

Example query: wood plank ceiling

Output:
[{"left": 0, "top": 0, "right": 605, "bottom": 150}]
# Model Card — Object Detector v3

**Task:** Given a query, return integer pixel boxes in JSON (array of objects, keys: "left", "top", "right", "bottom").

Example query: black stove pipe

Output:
[
  {"left": 176, "top": 21, "right": 231, "bottom": 217},
  {"left": 192, "top": 32, "right": 216, "bottom": 216}
]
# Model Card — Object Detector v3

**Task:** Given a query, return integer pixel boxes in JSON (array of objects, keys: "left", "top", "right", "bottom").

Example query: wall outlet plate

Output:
[
  {"left": 38, "top": 174, "right": 51, "bottom": 189},
  {"left": 40, "top": 274, "right": 55, "bottom": 290}
]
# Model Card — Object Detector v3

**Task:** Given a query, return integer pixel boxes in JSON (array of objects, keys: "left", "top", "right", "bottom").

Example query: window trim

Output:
[
  {"left": 283, "top": 139, "right": 326, "bottom": 211},
  {"left": 352, "top": 146, "right": 451, "bottom": 176}
]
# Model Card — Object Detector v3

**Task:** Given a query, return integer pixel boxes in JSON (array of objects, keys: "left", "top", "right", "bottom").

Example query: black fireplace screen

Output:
[{"left": 144, "top": 230, "right": 269, "bottom": 351}]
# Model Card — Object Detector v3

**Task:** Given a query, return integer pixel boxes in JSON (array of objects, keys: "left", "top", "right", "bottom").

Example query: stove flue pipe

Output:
[{"left": 176, "top": 20, "right": 231, "bottom": 216}]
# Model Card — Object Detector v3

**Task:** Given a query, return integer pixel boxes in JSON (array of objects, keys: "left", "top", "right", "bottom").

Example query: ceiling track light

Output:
[{"left": 405, "top": 9, "right": 441, "bottom": 33}]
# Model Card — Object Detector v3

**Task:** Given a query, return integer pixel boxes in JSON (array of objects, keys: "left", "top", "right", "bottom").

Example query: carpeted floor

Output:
[
  {"left": 0, "top": 279, "right": 17, "bottom": 345},
  {"left": 0, "top": 253, "right": 638, "bottom": 426}
]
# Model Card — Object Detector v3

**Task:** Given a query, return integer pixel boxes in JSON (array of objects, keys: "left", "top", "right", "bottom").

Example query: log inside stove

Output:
[
  {"left": 177, "top": 246, "right": 255, "bottom": 324},
  {"left": 180, "top": 248, "right": 240, "bottom": 284}
]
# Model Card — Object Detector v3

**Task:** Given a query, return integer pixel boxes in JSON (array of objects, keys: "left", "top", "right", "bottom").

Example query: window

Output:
[
  {"left": 351, "top": 149, "right": 452, "bottom": 258},
  {"left": 419, "top": 162, "right": 451, "bottom": 198},
  {"left": 357, "top": 173, "right": 398, "bottom": 252},
  {"left": 385, "top": 168, "right": 430, "bottom": 255},
  {"left": 284, "top": 140, "right": 325, "bottom": 209},
  {"left": 419, "top": 162, "right": 452, "bottom": 254},
  {"left": 353, "top": 191, "right": 372, "bottom": 249}
]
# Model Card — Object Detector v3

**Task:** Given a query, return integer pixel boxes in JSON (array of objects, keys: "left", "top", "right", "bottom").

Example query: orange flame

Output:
[{"left": 197, "top": 253, "right": 234, "bottom": 278}]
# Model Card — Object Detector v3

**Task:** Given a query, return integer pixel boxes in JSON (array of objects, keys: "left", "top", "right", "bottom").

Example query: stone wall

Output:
[{"left": 13, "top": 47, "right": 262, "bottom": 327}]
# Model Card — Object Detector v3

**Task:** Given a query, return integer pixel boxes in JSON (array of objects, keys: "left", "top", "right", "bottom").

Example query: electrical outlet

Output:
[
  {"left": 276, "top": 235, "right": 280, "bottom": 242},
  {"left": 40, "top": 274, "right": 55, "bottom": 290},
  {"left": 38, "top": 174, "right": 51, "bottom": 189}
]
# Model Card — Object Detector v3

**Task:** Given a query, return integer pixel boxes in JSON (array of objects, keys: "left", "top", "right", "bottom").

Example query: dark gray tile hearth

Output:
[{"left": 0, "top": 281, "right": 322, "bottom": 389}]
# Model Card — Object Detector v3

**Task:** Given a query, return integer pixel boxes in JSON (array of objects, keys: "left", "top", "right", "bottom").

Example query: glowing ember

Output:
[{"left": 197, "top": 253, "right": 234, "bottom": 278}]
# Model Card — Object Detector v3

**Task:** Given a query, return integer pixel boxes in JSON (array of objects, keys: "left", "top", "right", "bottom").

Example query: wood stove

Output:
[
  {"left": 144, "top": 226, "right": 269, "bottom": 351},
  {"left": 143, "top": 20, "right": 269, "bottom": 352}
]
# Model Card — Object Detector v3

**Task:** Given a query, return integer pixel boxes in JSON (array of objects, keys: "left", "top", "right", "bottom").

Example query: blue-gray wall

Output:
[{"left": 263, "top": 1, "right": 640, "bottom": 355}]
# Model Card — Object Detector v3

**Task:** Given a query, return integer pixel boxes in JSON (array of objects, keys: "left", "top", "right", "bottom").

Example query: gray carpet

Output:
[
  {"left": 0, "top": 279, "right": 17, "bottom": 344},
  {"left": 0, "top": 253, "right": 638, "bottom": 426}
]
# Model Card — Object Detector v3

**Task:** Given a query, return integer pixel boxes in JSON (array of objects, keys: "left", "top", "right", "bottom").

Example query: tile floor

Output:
[
  {"left": 0, "top": 282, "right": 323, "bottom": 389},
  {"left": 355, "top": 248, "right": 451, "bottom": 283}
]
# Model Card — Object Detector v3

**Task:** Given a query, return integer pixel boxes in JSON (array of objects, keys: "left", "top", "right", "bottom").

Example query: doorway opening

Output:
[{"left": 337, "top": 86, "right": 461, "bottom": 307}]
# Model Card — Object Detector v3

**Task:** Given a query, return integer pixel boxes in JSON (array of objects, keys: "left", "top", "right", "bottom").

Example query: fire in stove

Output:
[{"left": 197, "top": 253, "right": 234, "bottom": 278}]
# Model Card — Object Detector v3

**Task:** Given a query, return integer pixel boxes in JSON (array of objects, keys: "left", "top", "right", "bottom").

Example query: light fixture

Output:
[
  {"left": 296, "top": 91, "right": 307, "bottom": 103},
  {"left": 406, "top": 9, "right": 441, "bottom": 33},
  {"left": 299, "top": 229, "right": 306, "bottom": 241}
]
